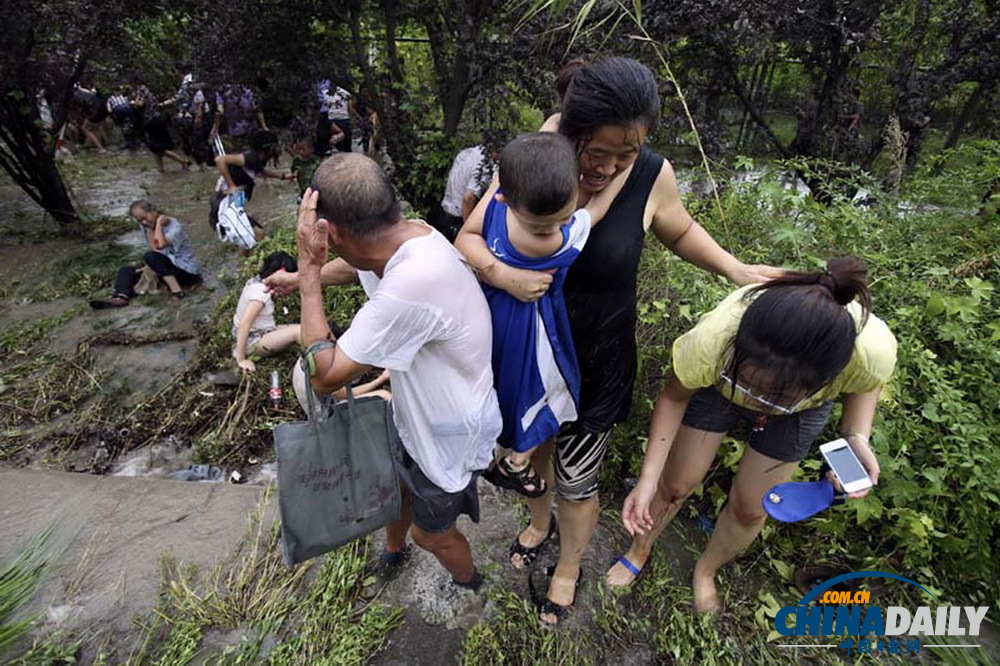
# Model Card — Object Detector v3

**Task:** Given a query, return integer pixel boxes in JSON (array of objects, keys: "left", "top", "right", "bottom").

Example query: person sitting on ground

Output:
[
  {"left": 232, "top": 251, "right": 302, "bottom": 373},
  {"left": 291, "top": 323, "right": 392, "bottom": 410},
  {"left": 612, "top": 257, "right": 896, "bottom": 613},
  {"left": 270, "top": 153, "right": 501, "bottom": 591},
  {"left": 211, "top": 129, "right": 283, "bottom": 236},
  {"left": 473, "top": 133, "right": 619, "bottom": 498},
  {"left": 90, "top": 200, "right": 202, "bottom": 308}
]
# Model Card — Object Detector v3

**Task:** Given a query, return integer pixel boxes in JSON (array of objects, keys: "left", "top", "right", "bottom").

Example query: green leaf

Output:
[
  {"left": 925, "top": 293, "right": 945, "bottom": 317},
  {"left": 856, "top": 496, "right": 883, "bottom": 524},
  {"left": 771, "top": 559, "right": 793, "bottom": 581}
]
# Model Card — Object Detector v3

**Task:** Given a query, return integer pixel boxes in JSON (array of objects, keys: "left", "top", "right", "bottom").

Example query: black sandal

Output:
[
  {"left": 509, "top": 515, "right": 556, "bottom": 569},
  {"left": 483, "top": 456, "right": 547, "bottom": 498},
  {"left": 529, "top": 565, "right": 581, "bottom": 626}
]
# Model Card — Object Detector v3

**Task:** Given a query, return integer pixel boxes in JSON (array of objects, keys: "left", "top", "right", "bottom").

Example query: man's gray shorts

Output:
[{"left": 390, "top": 429, "right": 482, "bottom": 534}]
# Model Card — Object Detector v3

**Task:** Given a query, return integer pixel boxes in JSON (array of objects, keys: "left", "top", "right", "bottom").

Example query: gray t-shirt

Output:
[{"left": 159, "top": 218, "right": 201, "bottom": 275}]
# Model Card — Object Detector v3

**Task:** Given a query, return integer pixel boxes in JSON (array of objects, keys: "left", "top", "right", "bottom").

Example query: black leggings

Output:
[{"left": 112, "top": 252, "right": 200, "bottom": 299}]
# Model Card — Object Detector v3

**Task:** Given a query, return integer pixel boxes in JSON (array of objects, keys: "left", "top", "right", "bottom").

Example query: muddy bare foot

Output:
[
  {"left": 692, "top": 561, "right": 721, "bottom": 613},
  {"left": 605, "top": 550, "right": 647, "bottom": 588}
]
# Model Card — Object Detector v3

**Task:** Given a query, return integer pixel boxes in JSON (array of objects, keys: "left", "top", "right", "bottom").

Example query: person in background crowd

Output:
[
  {"left": 314, "top": 79, "right": 354, "bottom": 155},
  {"left": 106, "top": 88, "right": 141, "bottom": 150},
  {"left": 132, "top": 81, "right": 190, "bottom": 173},
  {"left": 436, "top": 131, "right": 506, "bottom": 242},
  {"left": 70, "top": 84, "right": 108, "bottom": 152},
  {"left": 211, "top": 83, "right": 267, "bottom": 151},
  {"left": 210, "top": 129, "right": 283, "bottom": 234},
  {"left": 165, "top": 70, "right": 215, "bottom": 168},
  {"left": 285, "top": 126, "right": 323, "bottom": 199}
]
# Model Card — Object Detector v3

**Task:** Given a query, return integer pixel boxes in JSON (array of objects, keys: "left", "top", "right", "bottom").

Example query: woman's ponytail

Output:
[{"left": 820, "top": 256, "right": 870, "bottom": 312}]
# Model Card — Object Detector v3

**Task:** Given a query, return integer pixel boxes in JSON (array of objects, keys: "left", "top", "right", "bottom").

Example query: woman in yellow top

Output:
[{"left": 607, "top": 256, "right": 897, "bottom": 612}]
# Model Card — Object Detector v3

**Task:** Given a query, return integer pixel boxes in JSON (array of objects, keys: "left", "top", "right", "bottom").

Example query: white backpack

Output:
[
  {"left": 211, "top": 135, "right": 257, "bottom": 250},
  {"left": 215, "top": 191, "right": 258, "bottom": 251}
]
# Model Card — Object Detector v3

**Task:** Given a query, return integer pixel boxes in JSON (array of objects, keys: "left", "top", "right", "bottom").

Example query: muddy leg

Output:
[
  {"left": 606, "top": 427, "right": 723, "bottom": 587},
  {"left": 692, "top": 448, "right": 797, "bottom": 613}
]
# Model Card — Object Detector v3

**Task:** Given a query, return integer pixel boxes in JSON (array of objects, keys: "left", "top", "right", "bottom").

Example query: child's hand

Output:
[{"left": 238, "top": 359, "right": 256, "bottom": 373}]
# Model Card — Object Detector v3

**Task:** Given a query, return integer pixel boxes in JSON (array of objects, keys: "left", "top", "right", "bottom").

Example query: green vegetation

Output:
[
  {"left": 0, "top": 529, "right": 52, "bottom": 657},
  {"left": 460, "top": 141, "right": 999, "bottom": 662},
  {"left": 127, "top": 490, "right": 401, "bottom": 665}
]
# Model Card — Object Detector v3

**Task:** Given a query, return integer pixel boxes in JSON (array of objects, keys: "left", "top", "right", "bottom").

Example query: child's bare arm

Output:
[
  {"left": 582, "top": 178, "right": 621, "bottom": 227},
  {"left": 234, "top": 300, "right": 265, "bottom": 373}
]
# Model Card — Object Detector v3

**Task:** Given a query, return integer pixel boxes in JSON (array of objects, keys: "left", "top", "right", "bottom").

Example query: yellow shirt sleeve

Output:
[
  {"left": 828, "top": 311, "right": 897, "bottom": 396},
  {"left": 671, "top": 286, "right": 754, "bottom": 390}
]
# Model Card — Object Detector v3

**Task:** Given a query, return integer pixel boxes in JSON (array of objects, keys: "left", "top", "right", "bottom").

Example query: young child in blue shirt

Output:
[{"left": 471, "top": 133, "right": 616, "bottom": 497}]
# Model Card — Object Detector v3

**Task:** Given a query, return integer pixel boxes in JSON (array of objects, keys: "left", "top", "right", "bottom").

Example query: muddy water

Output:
[{"left": 0, "top": 148, "right": 299, "bottom": 470}]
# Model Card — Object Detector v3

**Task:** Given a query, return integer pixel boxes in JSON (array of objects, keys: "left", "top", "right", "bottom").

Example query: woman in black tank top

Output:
[{"left": 456, "top": 57, "right": 781, "bottom": 624}]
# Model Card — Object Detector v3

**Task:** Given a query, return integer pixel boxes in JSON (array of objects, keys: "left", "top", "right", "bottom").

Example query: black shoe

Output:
[
  {"left": 452, "top": 568, "right": 485, "bottom": 593},
  {"left": 90, "top": 296, "right": 129, "bottom": 309},
  {"left": 509, "top": 515, "right": 557, "bottom": 569}
]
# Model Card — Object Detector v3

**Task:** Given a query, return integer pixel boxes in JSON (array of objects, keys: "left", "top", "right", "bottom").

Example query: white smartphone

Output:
[{"left": 819, "top": 438, "right": 873, "bottom": 494}]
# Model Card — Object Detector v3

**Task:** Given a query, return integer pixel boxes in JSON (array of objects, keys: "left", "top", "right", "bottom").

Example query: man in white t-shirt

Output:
[
  {"left": 435, "top": 132, "right": 505, "bottom": 242},
  {"left": 276, "top": 153, "right": 501, "bottom": 590}
]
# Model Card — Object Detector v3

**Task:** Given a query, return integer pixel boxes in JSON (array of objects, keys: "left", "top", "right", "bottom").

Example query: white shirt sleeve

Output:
[
  {"left": 337, "top": 292, "right": 444, "bottom": 372},
  {"left": 244, "top": 281, "right": 270, "bottom": 305},
  {"left": 565, "top": 209, "right": 591, "bottom": 252}
]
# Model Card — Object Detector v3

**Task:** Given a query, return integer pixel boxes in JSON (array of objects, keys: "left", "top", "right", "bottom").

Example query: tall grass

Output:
[{"left": 0, "top": 529, "right": 52, "bottom": 656}]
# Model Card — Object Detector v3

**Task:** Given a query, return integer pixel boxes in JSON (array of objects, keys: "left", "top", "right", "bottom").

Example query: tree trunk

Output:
[
  {"left": 441, "top": 57, "right": 470, "bottom": 137},
  {"left": 724, "top": 59, "right": 790, "bottom": 158},
  {"left": 944, "top": 82, "right": 988, "bottom": 149},
  {"left": 381, "top": 0, "right": 404, "bottom": 83},
  {"left": 0, "top": 86, "right": 80, "bottom": 228},
  {"left": 347, "top": 3, "right": 422, "bottom": 208}
]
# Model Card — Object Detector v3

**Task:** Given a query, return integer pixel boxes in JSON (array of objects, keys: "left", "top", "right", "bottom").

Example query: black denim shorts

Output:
[
  {"left": 391, "top": 436, "right": 481, "bottom": 534},
  {"left": 681, "top": 387, "right": 834, "bottom": 462}
]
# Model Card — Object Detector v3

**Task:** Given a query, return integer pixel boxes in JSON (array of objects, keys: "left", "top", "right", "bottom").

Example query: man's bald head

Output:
[{"left": 312, "top": 153, "right": 401, "bottom": 240}]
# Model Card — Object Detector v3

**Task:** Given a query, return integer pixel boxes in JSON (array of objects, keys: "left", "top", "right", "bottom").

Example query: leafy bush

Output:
[{"left": 606, "top": 142, "right": 1000, "bottom": 604}]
